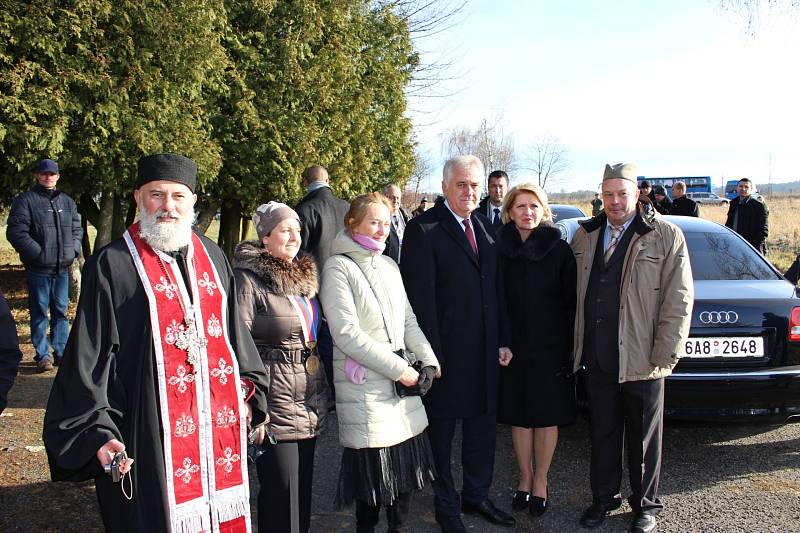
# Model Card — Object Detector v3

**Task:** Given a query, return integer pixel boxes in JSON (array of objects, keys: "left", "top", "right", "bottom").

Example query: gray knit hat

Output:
[{"left": 253, "top": 202, "right": 300, "bottom": 240}]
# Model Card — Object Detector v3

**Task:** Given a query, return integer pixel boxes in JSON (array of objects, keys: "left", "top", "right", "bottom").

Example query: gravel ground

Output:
[{"left": 2, "top": 356, "right": 800, "bottom": 532}]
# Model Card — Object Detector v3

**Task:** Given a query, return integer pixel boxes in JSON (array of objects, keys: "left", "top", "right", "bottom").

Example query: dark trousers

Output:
[
  {"left": 427, "top": 414, "right": 497, "bottom": 517},
  {"left": 256, "top": 438, "right": 317, "bottom": 533},
  {"left": 584, "top": 370, "right": 664, "bottom": 515},
  {"left": 317, "top": 319, "right": 335, "bottom": 396},
  {"left": 26, "top": 270, "right": 69, "bottom": 361},
  {"left": 356, "top": 492, "right": 411, "bottom": 533}
]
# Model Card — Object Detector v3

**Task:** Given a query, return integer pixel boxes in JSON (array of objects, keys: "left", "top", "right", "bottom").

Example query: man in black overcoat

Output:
[
  {"left": 295, "top": 165, "right": 349, "bottom": 394},
  {"left": 724, "top": 177, "right": 769, "bottom": 253},
  {"left": 382, "top": 183, "right": 411, "bottom": 264},
  {"left": 401, "top": 155, "right": 515, "bottom": 532},
  {"left": 295, "top": 165, "right": 350, "bottom": 270}
]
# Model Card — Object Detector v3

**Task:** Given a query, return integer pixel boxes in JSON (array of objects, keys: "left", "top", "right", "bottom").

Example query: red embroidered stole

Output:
[{"left": 124, "top": 224, "right": 250, "bottom": 533}]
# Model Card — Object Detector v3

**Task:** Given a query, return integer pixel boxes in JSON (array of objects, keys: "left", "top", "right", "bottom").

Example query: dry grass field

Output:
[{"left": 569, "top": 196, "right": 800, "bottom": 273}]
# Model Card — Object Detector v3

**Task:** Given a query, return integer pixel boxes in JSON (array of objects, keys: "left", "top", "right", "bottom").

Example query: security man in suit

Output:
[
  {"left": 477, "top": 170, "right": 508, "bottom": 233},
  {"left": 382, "top": 184, "right": 411, "bottom": 264},
  {"left": 401, "top": 155, "right": 515, "bottom": 533}
]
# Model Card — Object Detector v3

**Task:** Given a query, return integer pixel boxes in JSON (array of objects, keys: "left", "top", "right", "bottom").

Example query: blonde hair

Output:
[
  {"left": 501, "top": 182, "right": 552, "bottom": 224},
  {"left": 672, "top": 181, "right": 686, "bottom": 193},
  {"left": 344, "top": 192, "right": 392, "bottom": 234}
]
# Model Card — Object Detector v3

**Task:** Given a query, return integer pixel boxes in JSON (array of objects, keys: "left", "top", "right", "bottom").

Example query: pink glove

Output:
[{"left": 345, "top": 356, "right": 367, "bottom": 384}]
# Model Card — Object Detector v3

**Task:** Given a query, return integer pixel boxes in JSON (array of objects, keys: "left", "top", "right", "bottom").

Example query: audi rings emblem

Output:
[{"left": 699, "top": 311, "right": 739, "bottom": 324}]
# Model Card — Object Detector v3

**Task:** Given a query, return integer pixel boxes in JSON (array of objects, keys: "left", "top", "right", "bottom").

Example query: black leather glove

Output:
[{"left": 416, "top": 366, "right": 437, "bottom": 396}]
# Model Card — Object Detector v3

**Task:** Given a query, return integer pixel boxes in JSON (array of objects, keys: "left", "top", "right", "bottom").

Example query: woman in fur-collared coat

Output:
[
  {"left": 496, "top": 183, "right": 577, "bottom": 518},
  {"left": 234, "top": 202, "right": 329, "bottom": 533}
]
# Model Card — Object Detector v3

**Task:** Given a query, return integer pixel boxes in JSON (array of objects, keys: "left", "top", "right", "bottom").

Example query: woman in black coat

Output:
[{"left": 496, "top": 183, "right": 577, "bottom": 517}]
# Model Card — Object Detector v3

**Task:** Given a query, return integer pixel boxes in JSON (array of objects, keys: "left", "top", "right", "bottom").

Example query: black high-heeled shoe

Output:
[
  {"left": 529, "top": 493, "right": 548, "bottom": 517},
  {"left": 511, "top": 490, "right": 530, "bottom": 511}
]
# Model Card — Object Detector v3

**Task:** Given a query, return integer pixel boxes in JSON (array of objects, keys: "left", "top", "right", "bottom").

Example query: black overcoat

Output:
[
  {"left": 400, "top": 201, "right": 505, "bottom": 419},
  {"left": 496, "top": 222, "right": 577, "bottom": 427},
  {"left": 725, "top": 196, "right": 769, "bottom": 252},
  {"left": 295, "top": 186, "right": 349, "bottom": 270},
  {"left": 383, "top": 207, "right": 411, "bottom": 264}
]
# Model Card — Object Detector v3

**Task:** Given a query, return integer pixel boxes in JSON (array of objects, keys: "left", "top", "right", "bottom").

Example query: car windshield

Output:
[
  {"left": 551, "top": 205, "right": 584, "bottom": 222},
  {"left": 684, "top": 231, "right": 779, "bottom": 281}
]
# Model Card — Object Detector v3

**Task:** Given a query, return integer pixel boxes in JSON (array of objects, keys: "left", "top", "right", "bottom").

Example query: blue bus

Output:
[
  {"left": 725, "top": 180, "right": 740, "bottom": 200},
  {"left": 636, "top": 176, "right": 712, "bottom": 199}
]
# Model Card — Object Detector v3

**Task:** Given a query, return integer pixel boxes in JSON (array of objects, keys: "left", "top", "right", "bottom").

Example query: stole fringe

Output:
[
  {"left": 215, "top": 493, "right": 250, "bottom": 524},
  {"left": 172, "top": 508, "right": 211, "bottom": 533}
]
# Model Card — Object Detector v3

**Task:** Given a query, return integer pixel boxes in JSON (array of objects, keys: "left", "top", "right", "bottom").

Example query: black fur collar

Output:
[
  {"left": 233, "top": 240, "right": 318, "bottom": 297},
  {"left": 497, "top": 221, "right": 562, "bottom": 261}
]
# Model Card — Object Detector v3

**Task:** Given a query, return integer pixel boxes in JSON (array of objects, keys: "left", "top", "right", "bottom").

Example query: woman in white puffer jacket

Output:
[{"left": 320, "top": 192, "right": 440, "bottom": 533}]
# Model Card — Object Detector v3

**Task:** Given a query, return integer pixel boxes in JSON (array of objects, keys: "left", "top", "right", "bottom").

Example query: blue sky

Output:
[{"left": 408, "top": 0, "right": 800, "bottom": 192}]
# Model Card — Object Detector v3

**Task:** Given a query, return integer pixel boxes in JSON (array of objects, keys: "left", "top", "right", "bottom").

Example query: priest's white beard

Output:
[{"left": 138, "top": 207, "right": 195, "bottom": 252}]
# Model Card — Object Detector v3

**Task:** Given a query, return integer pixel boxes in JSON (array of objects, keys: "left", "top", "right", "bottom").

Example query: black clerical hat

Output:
[{"left": 135, "top": 153, "right": 197, "bottom": 192}]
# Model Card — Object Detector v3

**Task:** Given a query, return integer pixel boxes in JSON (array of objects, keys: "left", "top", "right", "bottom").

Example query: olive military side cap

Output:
[{"left": 603, "top": 163, "right": 638, "bottom": 183}]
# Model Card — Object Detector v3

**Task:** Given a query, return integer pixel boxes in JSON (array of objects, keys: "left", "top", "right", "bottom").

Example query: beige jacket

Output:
[
  {"left": 320, "top": 232, "right": 439, "bottom": 449},
  {"left": 570, "top": 213, "right": 694, "bottom": 382}
]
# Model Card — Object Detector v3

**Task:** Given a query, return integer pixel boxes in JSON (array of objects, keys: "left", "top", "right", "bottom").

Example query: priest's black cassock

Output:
[{"left": 43, "top": 234, "right": 269, "bottom": 532}]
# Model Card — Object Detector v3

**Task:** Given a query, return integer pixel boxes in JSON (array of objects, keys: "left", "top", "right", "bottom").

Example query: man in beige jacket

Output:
[{"left": 571, "top": 163, "right": 693, "bottom": 533}]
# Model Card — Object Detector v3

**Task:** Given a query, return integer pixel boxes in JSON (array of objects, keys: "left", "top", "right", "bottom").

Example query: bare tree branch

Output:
[{"left": 523, "top": 135, "right": 570, "bottom": 189}]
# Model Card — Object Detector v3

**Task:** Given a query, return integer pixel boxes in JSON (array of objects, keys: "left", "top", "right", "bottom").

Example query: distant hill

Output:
[
  {"left": 715, "top": 180, "right": 800, "bottom": 196},
  {"left": 758, "top": 181, "right": 800, "bottom": 196}
]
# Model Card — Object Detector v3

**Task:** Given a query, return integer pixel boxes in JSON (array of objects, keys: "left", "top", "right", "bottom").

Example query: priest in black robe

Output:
[{"left": 43, "top": 154, "right": 269, "bottom": 532}]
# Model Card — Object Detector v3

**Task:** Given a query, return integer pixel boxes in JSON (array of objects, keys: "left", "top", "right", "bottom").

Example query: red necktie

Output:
[{"left": 463, "top": 218, "right": 478, "bottom": 256}]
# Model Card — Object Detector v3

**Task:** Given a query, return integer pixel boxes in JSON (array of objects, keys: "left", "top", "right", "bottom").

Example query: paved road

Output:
[
  {"left": 306, "top": 413, "right": 800, "bottom": 532},
  {"left": 3, "top": 366, "right": 800, "bottom": 532}
]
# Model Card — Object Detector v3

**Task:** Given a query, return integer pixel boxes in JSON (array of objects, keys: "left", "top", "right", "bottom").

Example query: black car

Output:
[
  {"left": 550, "top": 204, "right": 586, "bottom": 222},
  {"left": 557, "top": 215, "right": 800, "bottom": 422}
]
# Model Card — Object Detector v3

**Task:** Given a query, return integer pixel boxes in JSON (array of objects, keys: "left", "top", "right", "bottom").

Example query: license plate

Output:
[{"left": 679, "top": 336, "right": 764, "bottom": 358}]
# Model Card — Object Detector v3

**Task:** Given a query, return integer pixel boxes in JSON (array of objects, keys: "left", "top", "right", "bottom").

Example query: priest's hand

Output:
[
  {"left": 499, "top": 347, "right": 513, "bottom": 367},
  {"left": 250, "top": 425, "right": 266, "bottom": 446},
  {"left": 97, "top": 439, "right": 134, "bottom": 475}
]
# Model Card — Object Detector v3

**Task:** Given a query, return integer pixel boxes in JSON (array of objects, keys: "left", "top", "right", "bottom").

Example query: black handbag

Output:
[
  {"left": 340, "top": 254, "right": 424, "bottom": 397},
  {"left": 394, "top": 349, "right": 424, "bottom": 397}
]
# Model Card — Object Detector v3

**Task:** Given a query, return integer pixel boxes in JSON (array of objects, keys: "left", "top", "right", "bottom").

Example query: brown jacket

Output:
[
  {"left": 233, "top": 241, "right": 329, "bottom": 441},
  {"left": 570, "top": 213, "right": 694, "bottom": 382}
]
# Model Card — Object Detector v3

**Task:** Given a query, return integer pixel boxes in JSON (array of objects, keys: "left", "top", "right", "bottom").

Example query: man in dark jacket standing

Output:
[
  {"left": 401, "top": 155, "right": 514, "bottom": 532},
  {"left": 477, "top": 170, "right": 508, "bottom": 233},
  {"left": 6, "top": 159, "right": 82, "bottom": 372},
  {"left": 651, "top": 185, "right": 672, "bottom": 215},
  {"left": 382, "top": 184, "right": 411, "bottom": 264},
  {"left": 295, "top": 165, "right": 350, "bottom": 270},
  {"left": 725, "top": 178, "right": 769, "bottom": 253},
  {"left": 669, "top": 181, "right": 699, "bottom": 217},
  {"left": 295, "top": 165, "right": 349, "bottom": 395}
]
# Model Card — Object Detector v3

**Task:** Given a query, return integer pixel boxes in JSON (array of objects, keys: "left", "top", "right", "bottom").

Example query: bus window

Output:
[{"left": 725, "top": 180, "right": 739, "bottom": 200}]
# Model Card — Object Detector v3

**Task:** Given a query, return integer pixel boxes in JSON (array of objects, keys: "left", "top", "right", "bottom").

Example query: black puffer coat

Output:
[
  {"left": 233, "top": 241, "right": 329, "bottom": 441},
  {"left": 6, "top": 184, "right": 82, "bottom": 273}
]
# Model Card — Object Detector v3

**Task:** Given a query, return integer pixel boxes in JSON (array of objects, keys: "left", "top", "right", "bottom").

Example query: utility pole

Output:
[
  {"left": 768, "top": 152, "right": 772, "bottom": 196},
  {"left": 480, "top": 119, "right": 494, "bottom": 193}
]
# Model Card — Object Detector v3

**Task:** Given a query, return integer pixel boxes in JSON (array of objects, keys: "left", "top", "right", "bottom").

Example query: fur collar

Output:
[
  {"left": 233, "top": 240, "right": 318, "bottom": 297},
  {"left": 497, "top": 221, "right": 562, "bottom": 261}
]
